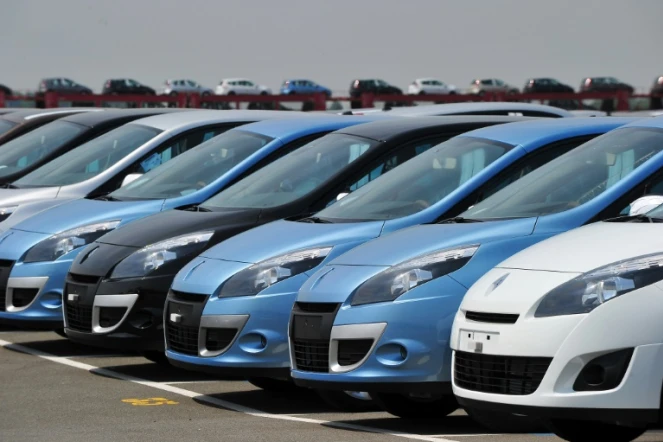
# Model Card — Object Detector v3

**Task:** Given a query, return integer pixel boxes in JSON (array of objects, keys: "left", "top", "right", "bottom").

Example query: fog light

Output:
[
  {"left": 574, "top": 348, "right": 633, "bottom": 392},
  {"left": 582, "top": 364, "right": 606, "bottom": 386}
]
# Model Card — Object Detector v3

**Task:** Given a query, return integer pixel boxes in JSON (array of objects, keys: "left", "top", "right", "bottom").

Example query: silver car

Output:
[{"left": 162, "top": 79, "right": 214, "bottom": 96}]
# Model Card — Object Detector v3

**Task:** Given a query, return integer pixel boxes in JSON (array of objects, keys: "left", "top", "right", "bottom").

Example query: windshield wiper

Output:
[
  {"left": 439, "top": 216, "right": 484, "bottom": 224},
  {"left": 1, "top": 183, "right": 20, "bottom": 189},
  {"left": 298, "top": 216, "right": 333, "bottom": 224},
  {"left": 607, "top": 214, "right": 663, "bottom": 223},
  {"left": 95, "top": 195, "right": 122, "bottom": 202}
]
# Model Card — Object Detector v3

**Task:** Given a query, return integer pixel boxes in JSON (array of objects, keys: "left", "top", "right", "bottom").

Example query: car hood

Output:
[
  {"left": 199, "top": 219, "right": 385, "bottom": 264},
  {"left": 330, "top": 217, "right": 537, "bottom": 267},
  {"left": 0, "top": 197, "right": 79, "bottom": 232},
  {"left": 498, "top": 221, "right": 663, "bottom": 273},
  {"left": 11, "top": 198, "right": 167, "bottom": 235},
  {"left": 0, "top": 187, "right": 60, "bottom": 206},
  {"left": 96, "top": 207, "right": 262, "bottom": 248}
]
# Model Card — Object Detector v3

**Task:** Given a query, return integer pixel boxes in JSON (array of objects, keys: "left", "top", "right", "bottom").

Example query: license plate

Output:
[
  {"left": 293, "top": 315, "right": 323, "bottom": 340},
  {"left": 458, "top": 329, "right": 500, "bottom": 354}
]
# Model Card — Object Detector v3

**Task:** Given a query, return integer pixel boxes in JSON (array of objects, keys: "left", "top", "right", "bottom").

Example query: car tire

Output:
[
  {"left": 169, "top": 92, "right": 178, "bottom": 97},
  {"left": 448, "top": 91, "right": 457, "bottom": 95},
  {"left": 418, "top": 91, "right": 426, "bottom": 95},
  {"left": 247, "top": 377, "right": 299, "bottom": 392},
  {"left": 546, "top": 419, "right": 646, "bottom": 442},
  {"left": 260, "top": 91, "right": 269, "bottom": 96},
  {"left": 465, "top": 407, "right": 546, "bottom": 433},
  {"left": 142, "top": 350, "right": 171, "bottom": 366},
  {"left": 372, "top": 393, "right": 458, "bottom": 418},
  {"left": 227, "top": 91, "right": 236, "bottom": 96},
  {"left": 202, "top": 91, "right": 211, "bottom": 97},
  {"left": 478, "top": 90, "right": 486, "bottom": 97},
  {"left": 316, "top": 390, "right": 377, "bottom": 412}
]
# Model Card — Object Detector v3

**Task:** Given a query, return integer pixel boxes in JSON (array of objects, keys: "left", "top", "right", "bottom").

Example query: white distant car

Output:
[
  {"left": 408, "top": 78, "right": 457, "bottom": 95},
  {"left": 450, "top": 197, "right": 663, "bottom": 442},
  {"left": 215, "top": 78, "right": 271, "bottom": 95},
  {"left": 162, "top": 79, "right": 214, "bottom": 96},
  {"left": 468, "top": 78, "right": 519, "bottom": 95}
]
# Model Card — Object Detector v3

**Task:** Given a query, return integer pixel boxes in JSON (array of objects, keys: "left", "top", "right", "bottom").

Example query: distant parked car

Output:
[
  {"left": 652, "top": 76, "right": 663, "bottom": 95},
  {"left": 102, "top": 79, "right": 155, "bottom": 95},
  {"left": 215, "top": 78, "right": 271, "bottom": 95},
  {"left": 523, "top": 78, "right": 575, "bottom": 94},
  {"left": 349, "top": 79, "right": 402, "bottom": 98},
  {"left": 0, "top": 84, "right": 12, "bottom": 96},
  {"left": 37, "top": 78, "right": 93, "bottom": 95},
  {"left": 468, "top": 78, "right": 519, "bottom": 95},
  {"left": 162, "top": 79, "right": 214, "bottom": 96},
  {"left": 408, "top": 78, "right": 457, "bottom": 95},
  {"left": 580, "top": 76, "right": 634, "bottom": 94},
  {"left": 280, "top": 79, "right": 331, "bottom": 97}
]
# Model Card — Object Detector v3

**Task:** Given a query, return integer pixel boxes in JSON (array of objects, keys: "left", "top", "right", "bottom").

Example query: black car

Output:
[
  {"left": 37, "top": 78, "right": 93, "bottom": 95},
  {"left": 580, "top": 77, "right": 634, "bottom": 94},
  {"left": 103, "top": 79, "right": 156, "bottom": 95},
  {"left": 0, "top": 84, "right": 12, "bottom": 96},
  {"left": 62, "top": 116, "right": 527, "bottom": 359},
  {"left": 0, "top": 109, "right": 96, "bottom": 147},
  {"left": 349, "top": 79, "right": 403, "bottom": 108},
  {"left": 0, "top": 109, "right": 187, "bottom": 184},
  {"left": 523, "top": 78, "right": 575, "bottom": 94}
]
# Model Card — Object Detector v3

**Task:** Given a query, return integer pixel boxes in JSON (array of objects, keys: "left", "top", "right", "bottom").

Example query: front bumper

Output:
[{"left": 290, "top": 276, "right": 467, "bottom": 395}]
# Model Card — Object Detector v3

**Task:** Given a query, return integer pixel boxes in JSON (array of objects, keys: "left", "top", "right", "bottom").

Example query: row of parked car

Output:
[
  {"left": 0, "top": 104, "right": 662, "bottom": 441},
  {"left": 2, "top": 75, "right": 662, "bottom": 98}
]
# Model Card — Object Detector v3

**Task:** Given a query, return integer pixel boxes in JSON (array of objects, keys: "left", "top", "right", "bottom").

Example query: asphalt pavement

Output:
[{"left": 1, "top": 329, "right": 661, "bottom": 442}]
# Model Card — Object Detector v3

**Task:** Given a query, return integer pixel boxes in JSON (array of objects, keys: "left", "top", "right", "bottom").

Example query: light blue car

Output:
[
  {"left": 0, "top": 115, "right": 383, "bottom": 329},
  {"left": 163, "top": 118, "right": 634, "bottom": 396},
  {"left": 287, "top": 116, "right": 663, "bottom": 419}
]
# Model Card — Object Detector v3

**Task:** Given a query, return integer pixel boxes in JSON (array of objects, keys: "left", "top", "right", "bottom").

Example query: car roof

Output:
[
  {"left": 623, "top": 114, "right": 663, "bottom": 129},
  {"left": 127, "top": 109, "right": 310, "bottom": 131},
  {"left": 382, "top": 102, "right": 574, "bottom": 117},
  {"left": 233, "top": 115, "right": 391, "bottom": 139},
  {"left": 2, "top": 108, "right": 103, "bottom": 123},
  {"left": 57, "top": 108, "right": 190, "bottom": 127},
  {"left": 463, "top": 117, "right": 639, "bottom": 148},
  {"left": 223, "top": 78, "right": 248, "bottom": 82},
  {"left": 335, "top": 115, "right": 530, "bottom": 141}
]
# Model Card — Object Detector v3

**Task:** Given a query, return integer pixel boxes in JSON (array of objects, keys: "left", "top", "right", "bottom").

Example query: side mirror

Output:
[
  {"left": 121, "top": 173, "right": 143, "bottom": 187},
  {"left": 337, "top": 192, "right": 350, "bottom": 201},
  {"left": 628, "top": 195, "right": 663, "bottom": 216}
]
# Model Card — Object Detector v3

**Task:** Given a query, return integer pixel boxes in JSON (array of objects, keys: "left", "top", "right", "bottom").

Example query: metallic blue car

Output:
[
  {"left": 0, "top": 115, "right": 382, "bottom": 329},
  {"left": 287, "top": 116, "right": 663, "bottom": 418},
  {"left": 280, "top": 79, "right": 332, "bottom": 97},
  {"left": 164, "top": 118, "right": 634, "bottom": 396}
]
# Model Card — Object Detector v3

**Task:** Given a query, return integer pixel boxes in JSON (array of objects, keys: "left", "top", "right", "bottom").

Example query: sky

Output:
[{"left": 2, "top": 0, "right": 662, "bottom": 94}]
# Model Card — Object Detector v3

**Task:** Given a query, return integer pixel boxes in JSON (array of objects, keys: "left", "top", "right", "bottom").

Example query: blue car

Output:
[
  {"left": 280, "top": 79, "right": 332, "bottom": 97},
  {"left": 163, "top": 118, "right": 633, "bottom": 395},
  {"left": 0, "top": 115, "right": 383, "bottom": 329},
  {"left": 287, "top": 116, "right": 663, "bottom": 418}
]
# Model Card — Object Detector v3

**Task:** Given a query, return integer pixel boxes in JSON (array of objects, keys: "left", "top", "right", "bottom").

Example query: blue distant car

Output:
[
  {"left": 0, "top": 115, "right": 383, "bottom": 330},
  {"left": 280, "top": 79, "right": 332, "bottom": 97},
  {"left": 288, "top": 116, "right": 663, "bottom": 420},
  {"left": 163, "top": 117, "right": 634, "bottom": 403}
]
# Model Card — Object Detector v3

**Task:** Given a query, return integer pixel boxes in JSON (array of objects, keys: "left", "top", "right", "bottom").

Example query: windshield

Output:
[
  {"left": 111, "top": 130, "right": 273, "bottom": 200},
  {"left": 15, "top": 124, "right": 161, "bottom": 187},
  {"left": 202, "top": 134, "right": 379, "bottom": 209},
  {"left": 0, "top": 121, "right": 86, "bottom": 178},
  {"left": 462, "top": 127, "right": 663, "bottom": 220},
  {"left": 317, "top": 137, "right": 514, "bottom": 221},
  {"left": 0, "top": 119, "right": 18, "bottom": 137}
]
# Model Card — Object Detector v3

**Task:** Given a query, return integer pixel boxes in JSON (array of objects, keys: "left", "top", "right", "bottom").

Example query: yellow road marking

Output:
[{"left": 122, "top": 397, "right": 179, "bottom": 406}]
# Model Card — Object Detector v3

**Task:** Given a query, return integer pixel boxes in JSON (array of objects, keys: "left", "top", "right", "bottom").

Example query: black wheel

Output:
[
  {"left": 53, "top": 328, "right": 67, "bottom": 338},
  {"left": 448, "top": 91, "right": 457, "bottom": 95},
  {"left": 288, "top": 91, "right": 297, "bottom": 95},
  {"left": 372, "top": 393, "right": 458, "bottom": 418},
  {"left": 142, "top": 350, "right": 170, "bottom": 366},
  {"left": 465, "top": 407, "right": 545, "bottom": 433},
  {"left": 478, "top": 90, "right": 486, "bottom": 97},
  {"left": 418, "top": 90, "right": 426, "bottom": 95},
  {"left": 316, "top": 389, "right": 377, "bottom": 412},
  {"left": 202, "top": 91, "right": 211, "bottom": 97},
  {"left": 247, "top": 377, "right": 298, "bottom": 392},
  {"left": 546, "top": 419, "right": 646, "bottom": 442},
  {"left": 260, "top": 91, "right": 269, "bottom": 96},
  {"left": 169, "top": 91, "right": 178, "bottom": 97},
  {"left": 227, "top": 91, "right": 236, "bottom": 96}
]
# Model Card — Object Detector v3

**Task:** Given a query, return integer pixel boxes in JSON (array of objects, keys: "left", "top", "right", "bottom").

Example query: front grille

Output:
[
  {"left": 65, "top": 303, "right": 93, "bottom": 332},
  {"left": 454, "top": 351, "right": 552, "bottom": 395},
  {"left": 337, "top": 339, "right": 373, "bottom": 366},
  {"left": 292, "top": 339, "right": 329, "bottom": 372},
  {"left": 294, "top": 302, "right": 339, "bottom": 313},
  {"left": 11, "top": 288, "right": 39, "bottom": 308},
  {"left": 166, "top": 323, "right": 199, "bottom": 356},
  {"left": 170, "top": 290, "right": 207, "bottom": 304},
  {"left": 465, "top": 311, "right": 519, "bottom": 324},
  {"left": 204, "top": 328, "right": 237, "bottom": 352},
  {"left": 68, "top": 273, "right": 101, "bottom": 285}
]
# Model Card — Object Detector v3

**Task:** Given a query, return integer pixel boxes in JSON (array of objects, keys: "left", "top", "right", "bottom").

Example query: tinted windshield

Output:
[
  {"left": 111, "top": 130, "right": 273, "bottom": 199},
  {"left": 317, "top": 137, "right": 514, "bottom": 221},
  {"left": 15, "top": 124, "right": 161, "bottom": 187},
  {"left": 0, "top": 121, "right": 86, "bottom": 178},
  {"left": 0, "top": 119, "right": 17, "bottom": 137},
  {"left": 202, "top": 134, "right": 379, "bottom": 209},
  {"left": 463, "top": 127, "right": 663, "bottom": 220}
]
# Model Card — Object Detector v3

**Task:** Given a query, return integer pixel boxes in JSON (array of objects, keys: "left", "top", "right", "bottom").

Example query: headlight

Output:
[
  {"left": 0, "top": 205, "right": 17, "bottom": 223},
  {"left": 350, "top": 245, "right": 479, "bottom": 306},
  {"left": 23, "top": 220, "right": 121, "bottom": 263},
  {"left": 535, "top": 252, "right": 663, "bottom": 318},
  {"left": 110, "top": 231, "right": 214, "bottom": 280},
  {"left": 218, "top": 247, "right": 332, "bottom": 298}
]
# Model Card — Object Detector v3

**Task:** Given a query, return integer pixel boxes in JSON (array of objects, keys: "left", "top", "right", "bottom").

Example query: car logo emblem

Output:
[{"left": 486, "top": 273, "right": 509, "bottom": 295}]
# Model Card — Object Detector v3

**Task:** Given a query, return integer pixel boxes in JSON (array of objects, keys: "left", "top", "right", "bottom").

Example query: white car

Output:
[
  {"left": 407, "top": 78, "right": 457, "bottom": 95},
  {"left": 215, "top": 78, "right": 271, "bottom": 95},
  {"left": 162, "top": 79, "right": 214, "bottom": 96},
  {"left": 450, "top": 196, "right": 663, "bottom": 442},
  {"left": 468, "top": 78, "right": 519, "bottom": 95}
]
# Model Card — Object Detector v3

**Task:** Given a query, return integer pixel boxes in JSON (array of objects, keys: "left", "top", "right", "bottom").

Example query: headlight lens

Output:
[
  {"left": 23, "top": 220, "right": 121, "bottom": 263},
  {"left": 0, "top": 205, "right": 17, "bottom": 223},
  {"left": 110, "top": 231, "right": 214, "bottom": 280},
  {"left": 535, "top": 252, "right": 663, "bottom": 317},
  {"left": 218, "top": 247, "right": 332, "bottom": 298},
  {"left": 350, "top": 245, "right": 479, "bottom": 306}
]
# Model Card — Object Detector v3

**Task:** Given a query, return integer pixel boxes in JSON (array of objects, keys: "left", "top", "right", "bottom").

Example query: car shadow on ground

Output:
[
  {"left": 5, "top": 337, "right": 135, "bottom": 357},
  {"left": 194, "top": 388, "right": 340, "bottom": 415},
  {"left": 324, "top": 414, "right": 491, "bottom": 436},
  {"left": 94, "top": 361, "right": 236, "bottom": 383}
]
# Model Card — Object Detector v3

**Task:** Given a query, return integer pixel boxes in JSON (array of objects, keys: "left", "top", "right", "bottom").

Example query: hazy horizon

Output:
[{"left": 3, "top": 0, "right": 662, "bottom": 94}]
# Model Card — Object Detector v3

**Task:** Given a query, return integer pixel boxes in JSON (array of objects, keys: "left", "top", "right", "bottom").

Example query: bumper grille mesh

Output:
[
  {"left": 166, "top": 323, "right": 199, "bottom": 356},
  {"left": 205, "top": 328, "right": 237, "bottom": 352},
  {"left": 64, "top": 303, "right": 93, "bottom": 332},
  {"left": 465, "top": 311, "right": 519, "bottom": 324},
  {"left": 454, "top": 351, "right": 552, "bottom": 395},
  {"left": 337, "top": 339, "right": 373, "bottom": 366},
  {"left": 292, "top": 339, "right": 329, "bottom": 373}
]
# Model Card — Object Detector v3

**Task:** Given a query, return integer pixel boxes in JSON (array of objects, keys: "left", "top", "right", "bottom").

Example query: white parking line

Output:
[{"left": 0, "top": 339, "right": 457, "bottom": 442}]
